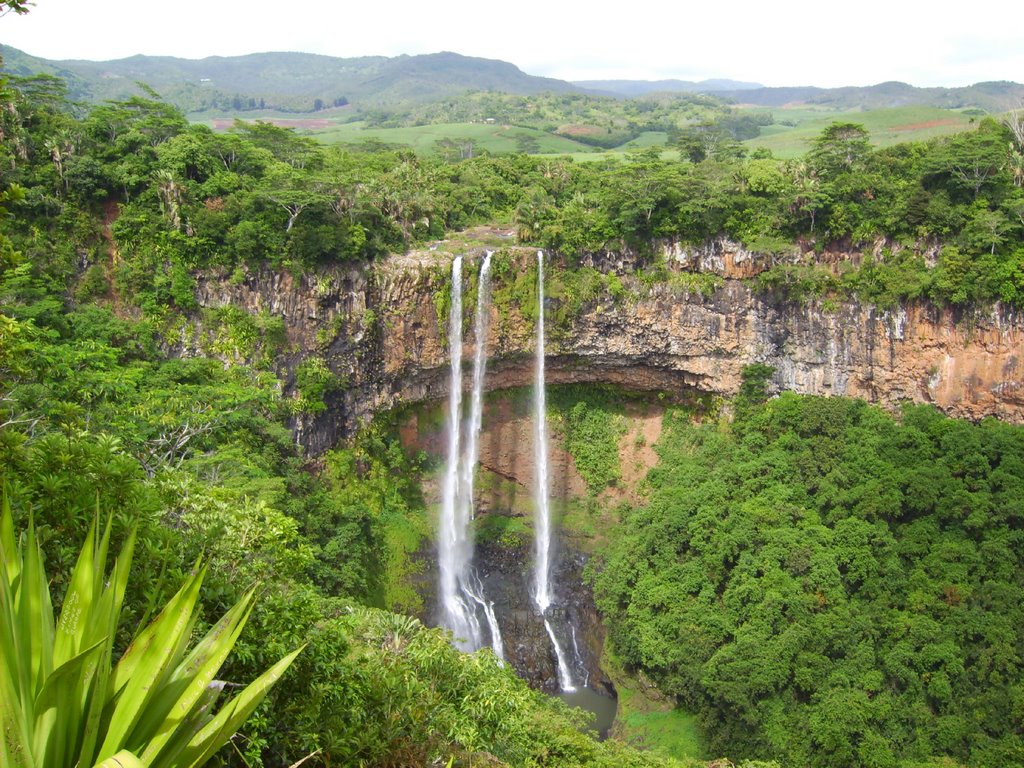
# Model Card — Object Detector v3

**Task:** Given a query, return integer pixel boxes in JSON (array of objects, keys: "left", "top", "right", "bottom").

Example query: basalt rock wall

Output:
[{"left": 181, "top": 241, "right": 1024, "bottom": 454}]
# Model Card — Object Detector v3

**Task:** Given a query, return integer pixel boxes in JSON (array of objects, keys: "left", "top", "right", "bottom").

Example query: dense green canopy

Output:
[
  {"left": 595, "top": 383, "right": 1024, "bottom": 768},
  {"left": 2, "top": 59, "right": 1024, "bottom": 768}
]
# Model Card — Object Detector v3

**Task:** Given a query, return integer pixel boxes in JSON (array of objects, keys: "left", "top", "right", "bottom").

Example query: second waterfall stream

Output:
[{"left": 533, "top": 250, "right": 577, "bottom": 692}]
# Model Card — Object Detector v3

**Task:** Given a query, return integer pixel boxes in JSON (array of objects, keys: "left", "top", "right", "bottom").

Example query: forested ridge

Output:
[
  {"left": 1, "top": 54, "right": 1023, "bottom": 768},
  {"left": 594, "top": 372, "right": 1024, "bottom": 767}
]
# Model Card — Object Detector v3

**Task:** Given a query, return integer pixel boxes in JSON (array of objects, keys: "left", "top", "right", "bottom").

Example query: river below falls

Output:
[{"left": 556, "top": 687, "right": 618, "bottom": 740}]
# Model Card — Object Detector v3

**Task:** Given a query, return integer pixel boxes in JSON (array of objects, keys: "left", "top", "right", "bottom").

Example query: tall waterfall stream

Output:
[{"left": 434, "top": 250, "right": 616, "bottom": 733}]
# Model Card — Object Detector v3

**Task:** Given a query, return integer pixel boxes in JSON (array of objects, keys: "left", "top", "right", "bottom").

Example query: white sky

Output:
[{"left": 2, "top": 0, "right": 1022, "bottom": 88}]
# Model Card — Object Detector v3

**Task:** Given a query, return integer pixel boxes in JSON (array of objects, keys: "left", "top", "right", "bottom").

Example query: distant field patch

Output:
[
  {"left": 556, "top": 124, "right": 604, "bottom": 136},
  {"left": 892, "top": 118, "right": 962, "bottom": 132},
  {"left": 210, "top": 117, "right": 338, "bottom": 130},
  {"left": 618, "top": 131, "right": 669, "bottom": 149},
  {"left": 312, "top": 120, "right": 600, "bottom": 156},
  {"left": 744, "top": 105, "right": 975, "bottom": 157}
]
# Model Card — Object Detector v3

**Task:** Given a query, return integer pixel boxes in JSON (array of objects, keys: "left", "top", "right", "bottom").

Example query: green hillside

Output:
[
  {"left": 310, "top": 120, "right": 602, "bottom": 155},
  {"left": 745, "top": 105, "right": 979, "bottom": 158},
  {"left": 718, "top": 79, "right": 1024, "bottom": 111},
  {"left": 0, "top": 45, "right": 586, "bottom": 113}
]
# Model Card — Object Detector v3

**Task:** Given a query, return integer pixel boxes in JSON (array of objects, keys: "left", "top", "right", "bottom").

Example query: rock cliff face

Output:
[
  {"left": 179, "top": 238, "right": 1023, "bottom": 694},
  {"left": 182, "top": 240, "right": 1024, "bottom": 453}
]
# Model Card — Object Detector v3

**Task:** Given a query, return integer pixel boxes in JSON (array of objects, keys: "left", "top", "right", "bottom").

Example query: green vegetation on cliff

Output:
[
  {"left": 3, "top": 67, "right": 1022, "bottom": 315},
  {"left": 594, "top": 387, "right": 1024, "bottom": 768}
]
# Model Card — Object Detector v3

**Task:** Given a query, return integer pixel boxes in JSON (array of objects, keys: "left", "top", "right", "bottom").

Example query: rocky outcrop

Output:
[{"left": 181, "top": 240, "right": 1024, "bottom": 453}]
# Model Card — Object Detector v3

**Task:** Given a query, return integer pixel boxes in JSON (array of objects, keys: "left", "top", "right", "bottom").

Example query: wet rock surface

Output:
[
  {"left": 475, "top": 538, "right": 612, "bottom": 694},
  {"left": 181, "top": 241, "right": 1024, "bottom": 456}
]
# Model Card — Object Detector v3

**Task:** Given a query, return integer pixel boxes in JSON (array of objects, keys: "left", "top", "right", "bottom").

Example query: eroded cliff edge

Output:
[{"left": 179, "top": 238, "right": 1023, "bottom": 453}]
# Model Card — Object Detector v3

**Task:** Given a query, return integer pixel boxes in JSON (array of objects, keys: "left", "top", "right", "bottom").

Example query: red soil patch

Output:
[
  {"left": 893, "top": 118, "right": 961, "bottom": 132},
  {"left": 556, "top": 124, "right": 602, "bottom": 137},
  {"left": 210, "top": 118, "right": 336, "bottom": 131}
]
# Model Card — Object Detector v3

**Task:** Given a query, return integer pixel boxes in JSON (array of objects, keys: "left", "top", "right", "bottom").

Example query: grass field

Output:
[
  {"left": 604, "top": 647, "right": 707, "bottom": 761},
  {"left": 743, "top": 105, "right": 978, "bottom": 157},
  {"left": 193, "top": 104, "right": 979, "bottom": 161},
  {"left": 313, "top": 120, "right": 602, "bottom": 155}
]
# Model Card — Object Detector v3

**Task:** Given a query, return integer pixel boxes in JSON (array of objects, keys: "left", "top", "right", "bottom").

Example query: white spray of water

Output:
[
  {"left": 438, "top": 253, "right": 504, "bottom": 659},
  {"left": 570, "top": 622, "right": 589, "bottom": 687},
  {"left": 458, "top": 252, "right": 492, "bottom": 528},
  {"left": 464, "top": 571, "right": 505, "bottom": 662},
  {"left": 533, "top": 250, "right": 553, "bottom": 613},
  {"left": 533, "top": 250, "right": 576, "bottom": 691},
  {"left": 438, "top": 255, "right": 479, "bottom": 649},
  {"left": 544, "top": 618, "right": 577, "bottom": 692}
]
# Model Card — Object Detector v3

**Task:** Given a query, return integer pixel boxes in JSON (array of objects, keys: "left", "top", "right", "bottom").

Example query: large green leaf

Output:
[
  {"left": 1, "top": 490, "right": 300, "bottom": 768},
  {"left": 18, "top": 518, "right": 54, "bottom": 705},
  {"left": 32, "top": 637, "right": 106, "bottom": 768},
  {"left": 53, "top": 516, "right": 102, "bottom": 668},
  {"left": 107, "top": 561, "right": 203, "bottom": 699},
  {"left": 92, "top": 749, "right": 146, "bottom": 768},
  {"left": 97, "top": 566, "right": 205, "bottom": 759},
  {"left": 137, "top": 588, "right": 257, "bottom": 764},
  {"left": 177, "top": 645, "right": 305, "bottom": 768},
  {"left": 77, "top": 528, "right": 136, "bottom": 768}
]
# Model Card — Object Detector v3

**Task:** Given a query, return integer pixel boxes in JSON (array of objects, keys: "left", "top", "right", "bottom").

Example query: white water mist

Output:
[
  {"left": 532, "top": 250, "right": 576, "bottom": 691},
  {"left": 533, "top": 250, "right": 553, "bottom": 613},
  {"left": 458, "top": 252, "right": 492, "bottom": 531},
  {"left": 544, "top": 618, "right": 577, "bottom": 693},
  {"left": 438, "top": 253, "right": 503, "bottom": 659},
  {"left": 438, "top": 255, "right": 479, "bottom": 649}
]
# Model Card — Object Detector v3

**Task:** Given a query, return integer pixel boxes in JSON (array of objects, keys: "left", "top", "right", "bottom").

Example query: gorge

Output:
[
  {"left": 5, "top": 38, "right": 1024, "bottom": 765},
  {"left": 179, "top": 233, "right": 1024, "bottom": 727}
]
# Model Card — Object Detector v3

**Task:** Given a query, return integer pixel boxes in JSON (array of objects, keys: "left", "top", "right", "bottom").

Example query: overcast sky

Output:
[{"left": 3, "top": 0, "right": 1022, "bottom": 88}]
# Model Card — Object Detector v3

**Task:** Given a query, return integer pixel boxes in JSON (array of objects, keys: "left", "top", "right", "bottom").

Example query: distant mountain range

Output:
[
  {"left": 574, "top": 78, "right": 763, "bottom": 96},
  {"left": 0, "top": 47, "right": 584, "bottom": 113},
  {"left": 710, "top": 81, "right": 1024, "bottom": 112},
  {"left": 2, "top": 46, "right": 1022, "bottom": 116}
]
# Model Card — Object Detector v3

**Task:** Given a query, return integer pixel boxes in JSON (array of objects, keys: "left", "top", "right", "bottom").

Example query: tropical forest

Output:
[{"left": 1, "top": 1, "right": 1024, "bottom": 766}]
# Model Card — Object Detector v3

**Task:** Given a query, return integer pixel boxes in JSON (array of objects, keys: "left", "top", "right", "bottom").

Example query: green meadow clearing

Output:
[{"left": 195, "top": 104, "right": 984, "bottom": 160}]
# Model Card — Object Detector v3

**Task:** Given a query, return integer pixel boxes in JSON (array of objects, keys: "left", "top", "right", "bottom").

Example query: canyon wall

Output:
[{"left": 182, "top": 239, "right": 1024, "bottom": 453}]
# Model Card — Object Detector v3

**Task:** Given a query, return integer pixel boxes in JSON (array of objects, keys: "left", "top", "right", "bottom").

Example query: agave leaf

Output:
[
  {"left": 91, "top": 748, "right": 146, "bottom": 768},
  {"left": 147, "top": 682, "right": 223, "bottom": 768},
  {"left": 108, "top": 560, "right": 203, "bottom": 698},
  {"left": 98, "top": 565, "right": 205, "bottom": 759},
  {"left": 137, "top": 588, "right": 256, "bottom": 763},
  {"left": 0, "top": 491, "right": 18, "bottom": 584},
  {"left": 0, "top": 497, "right": 34, "bottom": 768},
  {"left": 77, "top": 527, "right": 136, "bottom": 768},
  {"left": 32, "top": 636, "right": 105, "bottom": 768},
  {"left": 53, "top": 515, "right": 99, "bottom": 668},
  {"left": 178, "top": 587, "right": 256, "bottom": 680},
  {"left": 178, "top": 645, "right": 305, "bottom": 768},
  {"left": 0, "top": 652, "right": 33, "bottom": 768},
  {"left": 19, "top": 517, "right": 54, "bottom": 697}
]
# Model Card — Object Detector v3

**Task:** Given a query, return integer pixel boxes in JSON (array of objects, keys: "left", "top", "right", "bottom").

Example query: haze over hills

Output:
[
  {"left": 0, "top": 46, "right": 588, "bottom": 113},
  {"left": 712, "top": 80, "right": 1024, "bottom": 111},
  {"left": 3, "top": 45, "right": 1023, "bottom": 118},
  {"left": 574, "top": 78, "right": 763, "bottom": 97}
]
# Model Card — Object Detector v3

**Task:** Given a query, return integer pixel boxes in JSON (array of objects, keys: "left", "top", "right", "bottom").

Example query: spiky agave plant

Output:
[{"left": 0, "top": 494, "right": 303, "bottom": 768}]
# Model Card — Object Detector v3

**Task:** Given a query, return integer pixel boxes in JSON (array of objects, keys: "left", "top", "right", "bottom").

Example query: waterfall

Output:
[
  {"left": 464, "top": 571, "right": 505, "bottom": 662},
  {"left": 438, "top": 255, "right": 479, "bottom": 650},
  {"left": 533, "top": 250, "right": 553, "bottom": 613},
  {"left": 533, "top": 250, "right": 576, "bottom": 691},
  {"left": 570, "top": 622, "right": 589, "bottom": 687},
  {"left": 458, "top": 251, "right": 492, "bottom": 530},
  {"left": 460, "top": 251, "right": 504, "bottom": 661},
  {"left": 544, "top": 618, "right": 577, "bottom": 693},
  {"left": 438, "top": 252, "right": 503, "bottom": 660}
]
